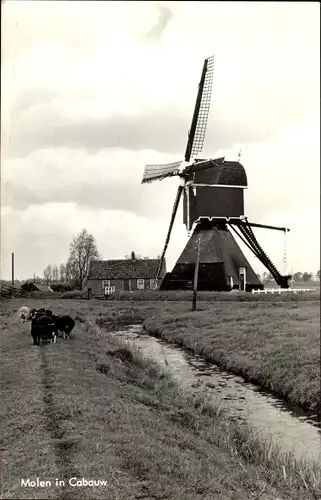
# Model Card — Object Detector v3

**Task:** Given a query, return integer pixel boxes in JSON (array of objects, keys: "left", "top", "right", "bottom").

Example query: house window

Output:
[
  {"left": 137, "top": 279, "right": 145, "bottom": 290},
  {"left": 150, "top": 279, "right": 157, "bottom": 290},
  {"left": 102, "top": 280, "right": 111, "bottom": 289}
]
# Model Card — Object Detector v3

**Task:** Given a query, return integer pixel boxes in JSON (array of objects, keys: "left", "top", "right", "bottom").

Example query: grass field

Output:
[
  {"left": 144, "top": 300, "right": 320, "bottom": 413},
  {"left": 1, "top": 297, "right": 320, "bottom": 499}
]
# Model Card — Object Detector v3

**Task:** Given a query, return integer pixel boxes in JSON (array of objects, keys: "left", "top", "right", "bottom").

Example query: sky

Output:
[{"left": 1, "top": 1, "right": 320, "bottom": 281}]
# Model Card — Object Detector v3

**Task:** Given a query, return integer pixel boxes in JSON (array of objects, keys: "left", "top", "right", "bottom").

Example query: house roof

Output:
[
  {"left": 20, "top": 282, "right": 53, "bottom": 292},
  {"left": 88, "top": 258, "right": 166, "bottom": 280}
]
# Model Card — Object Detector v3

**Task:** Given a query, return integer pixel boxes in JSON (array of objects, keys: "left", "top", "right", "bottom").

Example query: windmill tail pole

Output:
[
  {"left": 192, "top": 238, "right": 201, "bottom": 311},
  {"left": 155, "top": 185, "right": 184, "bottom": 284}
]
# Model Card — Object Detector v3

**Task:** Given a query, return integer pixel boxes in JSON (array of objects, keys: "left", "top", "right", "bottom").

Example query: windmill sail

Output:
[
  {"left": 185, "top": 55, "right": 214, "bottom": 162},
  {"left": 141, "top": 161, "right": 182, "bottom": 184},
  {"left": 155, "top": 185, "right": 184, "bottom": 281}
]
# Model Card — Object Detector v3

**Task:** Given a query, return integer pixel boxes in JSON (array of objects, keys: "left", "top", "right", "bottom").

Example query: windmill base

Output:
[{"left": 160, "top": 222, "right": 264, "bottom": 292}]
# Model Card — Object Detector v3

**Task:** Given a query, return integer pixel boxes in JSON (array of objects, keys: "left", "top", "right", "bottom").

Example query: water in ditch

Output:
[{"left": 111, "top": 324, "right": 321, "bottom": 464}]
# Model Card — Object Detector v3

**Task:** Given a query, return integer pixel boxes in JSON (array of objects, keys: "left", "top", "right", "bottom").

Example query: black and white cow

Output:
[
  {"left": 29, "top": 308, "right": 38, "bottom": 320},
  {"left": 52, "top": 314, "right": 75, "bottom": 340},
  {"left": 31, "top": 313, "right": 57, "bottom": 345}
]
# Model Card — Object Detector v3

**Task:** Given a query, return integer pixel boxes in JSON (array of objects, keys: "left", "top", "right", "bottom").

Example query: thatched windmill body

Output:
[{"left": 142, "top": 56, "right": 291, "bottom": 291}]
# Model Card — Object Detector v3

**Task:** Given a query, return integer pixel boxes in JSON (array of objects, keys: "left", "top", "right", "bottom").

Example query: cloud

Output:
[
  {"left": 2, "top": 115, "right": 319, "bottom": 215},
  {"left": 2, "top": 2, "right": 319, "bottom": 160},
  {"left": 1, "top": 115, "right": 319, "bottom": 280},
  {"left": 0, "top": 201, "right": 187, "bottom": 280},
  {"left": 142, "top": 4, "right": 173, "bottom": 44},
  {"left": 1, "top": 147, "right": 181, "bottom": 216},
  {"left": 1, "top": 1, "right": 319, "bottom": 280}
]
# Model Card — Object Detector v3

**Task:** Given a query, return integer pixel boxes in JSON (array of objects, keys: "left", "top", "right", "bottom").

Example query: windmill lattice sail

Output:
[
  {"left": 141, "top": 161, "right": 182, "bottom": 184},
  {"left": 190, "top": 55, "right": 214, "bottom": 159}
]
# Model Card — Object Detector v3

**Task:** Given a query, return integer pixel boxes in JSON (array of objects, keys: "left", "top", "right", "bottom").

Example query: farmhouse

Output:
[{"left": 86, "top": 251, "right": 166, "bottom": 296}]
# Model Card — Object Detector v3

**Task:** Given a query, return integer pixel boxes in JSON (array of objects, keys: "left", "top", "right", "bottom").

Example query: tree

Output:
[
  {"left": 293, "top": 272, "right": 303, "bottom": 282},
  {"left": 43, "top": 264, "right": 53, "bottom": 284},
  {"left": 262, "top": 271, "right": 273, "bottom": 282},
  {"left": 66, "top": 229, "right": 100, "bottom": 289},
  {"left": 59, "top": 263, "right": 66, "bottom": 282},
  {"left": 43, "top": 267, "right": 49, "bottom": 284},
  {"left": 65, "top": 263, "right": 72, "bottom": 283},
  {"left": 52, "top": 265, "right": 59, "bottom": 283},
  {"left": 316, "top": 270, "right": 320, "bottom": 281},
  {"left": 302, "top": 272, "right": 312, "bottom": 282}
]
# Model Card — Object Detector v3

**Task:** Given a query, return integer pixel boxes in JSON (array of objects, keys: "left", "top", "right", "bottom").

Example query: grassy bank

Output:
[
  {"left": 63, "top": 289, "right": 320, "bottom": 302},
  {"left": 4, "top": 297, "right": 320, "bottom": 413},
  {"left": 144, "top": 300, "right": 320, "bottom": 413},
  {"left": 1, "top": 300, "right": 320, "bottom": 500}
]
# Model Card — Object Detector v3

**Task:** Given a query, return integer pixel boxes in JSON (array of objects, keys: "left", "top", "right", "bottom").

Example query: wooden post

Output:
[
  {"left": 11, "top": 252, "right": 14, "bottom": 287},
  {"left": 192, "top": 238, "right": 201, "bottom": 311}
]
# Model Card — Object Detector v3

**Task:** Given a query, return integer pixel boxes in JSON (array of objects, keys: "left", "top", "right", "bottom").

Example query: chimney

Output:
[{"left": 131, "top": 251, "right": 135, "bottom": 260}]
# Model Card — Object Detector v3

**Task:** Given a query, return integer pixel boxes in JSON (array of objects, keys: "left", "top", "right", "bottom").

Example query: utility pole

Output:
[
  {"left": 11, "top": 252, "right": 14, "bottom": 287},
  {"left": 192, "top": 238, "right": 201, "bottom": 311},
  {"left": 283, "top": 229, "right": 288, "bottom": 275}
]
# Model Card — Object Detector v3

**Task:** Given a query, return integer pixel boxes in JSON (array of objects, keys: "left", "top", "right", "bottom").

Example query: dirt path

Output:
[
  {"left": 1, "top": 311, "right": 82, "bottom": 499},
  {"left": 1, "top": 311, "right": 58, "bottom": 498},
  {"left": 40, "top": 347, "right": 81, "bottom": 499}
]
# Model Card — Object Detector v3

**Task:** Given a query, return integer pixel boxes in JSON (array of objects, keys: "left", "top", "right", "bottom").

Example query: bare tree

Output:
[
  {"left": 66, "top": 229, "right": 100, "bottom": 289},
  {"left": 43, "top": 267, "right": 49, "bottom": 284},
  {"left": 43, "top": 264, "right": 53, "bottom": 284},
  {"left": 52, "top": 265, "right": 59, "bottom": 283},
  {"left": 48, "top": 264, "right": 53, "bottom": 283},
  {"left": 65, "top": 263, "right": 72, "bottom": 283},
  {"left": 59, "top": 263, "right": 66, "bottom": 282}
]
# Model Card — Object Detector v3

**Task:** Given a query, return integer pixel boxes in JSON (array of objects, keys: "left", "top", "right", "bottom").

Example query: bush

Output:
[
  {"left": 60, "top": 290, "right": 86, "bottom": 299},
  {"left": 50, "top": 283, "right": 74, "bottom": 292}
]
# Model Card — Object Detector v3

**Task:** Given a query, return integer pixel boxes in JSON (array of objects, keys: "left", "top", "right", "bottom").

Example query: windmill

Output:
[{"left": 141, "top": 56, "right": 292, "bottom": 292}]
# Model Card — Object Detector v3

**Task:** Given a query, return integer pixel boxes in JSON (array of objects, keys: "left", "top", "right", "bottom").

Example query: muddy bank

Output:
[{"left": 143, "top": 301, "right": 320, "bottom": 414}]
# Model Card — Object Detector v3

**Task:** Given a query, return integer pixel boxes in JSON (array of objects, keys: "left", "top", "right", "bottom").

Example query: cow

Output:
[
  {"left": 31, "top": 314, "right": 57, "bottom": 346},
  {"left": 52, "top": 314, "right": 75, "bottom": 340},
  {"left": 29, "top": 308, "right": 38, "bottom": 320},
  {"left": 18, "top": 306, "right": 31, "bottom": 324}
]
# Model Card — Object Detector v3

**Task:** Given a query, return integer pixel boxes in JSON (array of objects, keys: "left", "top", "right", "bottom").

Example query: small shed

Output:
[
  {"left": 86, "top": 251, "right": 166, "bottom": 296},
  {"left": 20, "top": 282, "right": 53, "bottom": 293}
]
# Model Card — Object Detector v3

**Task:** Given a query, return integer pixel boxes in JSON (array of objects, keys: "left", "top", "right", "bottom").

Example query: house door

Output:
[
  {"left": 239, "top": 267, "right": 246, "bottom": 291},
  {"left": 123, "top": 279, "right": 130, "bottom": 291}
]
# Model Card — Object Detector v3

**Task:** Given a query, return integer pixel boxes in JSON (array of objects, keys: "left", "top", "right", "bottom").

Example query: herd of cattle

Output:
[{"left": 18, "top": 306, "right": 75, "bottom": 345}]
